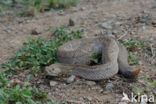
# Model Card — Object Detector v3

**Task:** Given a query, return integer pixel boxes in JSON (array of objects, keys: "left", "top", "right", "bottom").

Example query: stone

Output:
[
  {"left": 69, "top": 17, "right": 76, "bottom": 26},
  {"left": 80, "top": 7, "right": 86, "bottom": 11},
  {"left": 31, "top": 28, "right": 41, "bottom": 35},
  {"left": 105, "top": 82, "right": 114, "bottom": 91},
  {"left": 152, "top": 88, "right": 156, "bottom": 95},
  {"left": 86, "top": 81, "right": 96, "bottom": 86},
  {"left": 66, "top": 75, "right": 76, "bottom": 84},
  {"left": 70, "top": 7, "right": 78, "bottom": 12},
  {"left": 58, "top": 10, "right": 64, "bottom": 15},
  {"left": 50, "top": 81, "right": 58, "bottom": 87},
  {"left": 86, "top": 96, "right": 92, "bottom": 101},
  {"left": 100, "top": 21, "right": 113, "bottom": 29},
  {"left": 4, "top": 28, "right": 12, "bottom": 33}
]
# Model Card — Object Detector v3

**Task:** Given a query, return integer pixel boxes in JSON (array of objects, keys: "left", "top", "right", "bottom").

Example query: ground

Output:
[{"left": 0, "top": 0, "right": 156, "bottom": 104}]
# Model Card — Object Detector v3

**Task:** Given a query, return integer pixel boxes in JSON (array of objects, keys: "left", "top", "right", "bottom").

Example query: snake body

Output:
[{"left": 46, "top": 37, "right": 140, "bottom": 80}]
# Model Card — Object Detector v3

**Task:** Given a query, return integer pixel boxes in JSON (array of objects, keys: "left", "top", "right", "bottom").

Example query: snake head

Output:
[{"left": 45, "top": 64, "right": 62, "bottom": 77}]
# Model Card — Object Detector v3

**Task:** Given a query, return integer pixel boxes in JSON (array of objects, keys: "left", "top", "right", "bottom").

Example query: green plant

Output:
[
  {"left": 132, "top": 75, "right": 156, "bottom": 96},
  {"left": 142, "top": 76, "right": 156, "bottom": 90},
  {"left": 0, "top": 0, "right": 79, "bottom": 16},
  {"left": 0, "top": 85, "right": 49, "bottom": 104},
  {"left": 128, "top": 52, "right": 139, "bottom": 65},
  {"left": 120, "top": 39, "right": 144, "bottom": 51},
  {"left": 17, "top": 0, "right": 45, "bottom": 16},
  {"left": 48, "top": 0, "right": 79, "bottom": 9},
  {"left": 0, "top": 73, "right": 32, "bottom": 104},
  {"left": 120, "top": 39, "right": 144, "bottom": 65},
  {"left": 6, "top": 86, "right": 36, "bottom": 104},
  {"left": 0, "top": 72, "right": 57, "bottom": 104},
  {"left": 90, "top": 53, "right": 102, "bottom": 65},
  {"left": 2, "top": 28, "right": 82, "bottom": 74},
  {"left": 0, "top": 73, "right": 9, "bottom": 87},
  {"left": 32, "top": 87, "right": 47, "bottom": 101}
]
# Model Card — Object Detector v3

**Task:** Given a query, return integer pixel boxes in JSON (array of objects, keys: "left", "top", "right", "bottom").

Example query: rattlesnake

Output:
[{"left": 46, "top": 36, "right": 140, "bottom": 80}]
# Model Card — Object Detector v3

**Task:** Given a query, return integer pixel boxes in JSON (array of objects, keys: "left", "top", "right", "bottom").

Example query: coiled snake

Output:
[{"left": 46, "top": 37, "right": 140, "bottom": 80}]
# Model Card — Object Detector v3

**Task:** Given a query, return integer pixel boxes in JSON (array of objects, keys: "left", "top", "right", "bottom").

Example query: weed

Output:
[
  {"left": 131, "top": 84, "right": 145, "bottom": 95},
  {"left": 132, "top": 75, "right": 156, "bottom": 95},
  {"left": 48, "top": 0, "right": 79, "bottom": 9},
  {"left": 142, "top": 76, "right": 156, "bottom": 90},
  {"left": 32, "top": 87, "right": 47, "bottom": 101},
  {"left": 120, "top": 39, "right": 144, "bottom": 51},
  {"left": 0, "top": 0, "right": 79, "bottom": 16},
  {"left": 120, "top": 39, "right": 144, "bottom": 65},
  {"left": 0, "top": 73, "right": 9, "bottom": 87},
  {"left": 128, "top": 52, "right": 139, "bottom": 65},
  {"left": 2, "top": 28, "right": 82, "bottom": 74},
  {"left": 90, "top": 53, "right": 102, "bottom": 65},
  {"left": 0, "top": 72, "right": 57, "bottom": 104},
  {"left": 3, "top": 85, "right": 49, "bottom": 104}
]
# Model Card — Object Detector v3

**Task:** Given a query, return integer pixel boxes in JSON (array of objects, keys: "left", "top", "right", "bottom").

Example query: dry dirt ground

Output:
[{"left": 0, "top": 0, "right": 156, "bottom": 104}]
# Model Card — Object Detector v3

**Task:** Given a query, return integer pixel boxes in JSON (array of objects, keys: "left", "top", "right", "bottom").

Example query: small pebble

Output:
[
  {"left": 58, "top": 10, "right": 64, "bottom": 15},
  {"left": 50, "top": 81, "right": 58, "bottom": 87},
  {"left": 105, "top": 82, "right": 114, "bottom": 91},
  {"left": 86, "top": 81, "right": 96, "bottom": 86},
  {"left": 86, "top": 96, "right": 92, "bottom": 101},
  {"left": 152, "top": 88, "right": 156, "bottom": 95},
  {"left": 80, "top": 7, "right": 86, "bottom": 11},
  {"left": 69, "top": 17, "right": 76, "bottom": 26},
  {"left": 100, "top": 22, "right": 113, "bottom": 29},
  {"left": 66, "top": 75, "right": 76, "bottom": 84},
  {"left": 31, "top": 28, "right": 41, "bottom": 35},
  {"left": 4, "top": 28, "right": 12, "bottom": 33}
]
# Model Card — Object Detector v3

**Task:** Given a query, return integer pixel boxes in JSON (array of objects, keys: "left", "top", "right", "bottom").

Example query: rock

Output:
[
  {"left": 86, "top": 96, "right": 92, "bottom": 101},
  {"left": 36, "top": 79, "right": 42, "bottom": 84},
  {"left": 69, "top": 17, "right": 76, "bottom": 26},
  {"left": 152, "top": 20, "right": 156, "bottom": 27},
  {"left": 100, "top": 21, "right": 113, "bottom": 29},
  {"left": 80, "top": 7, "right": 86, "bottom": 11},
  {"left": 152, "top": 88, "right": 156, "bottom": 95},
  {"left": 105, "top": 82, "right": 114, "bottom": 91},
  {"left": 66, "top": 75, "right": 76, "bottom": 84},
  {"left": 66, "top": 99, "right": 84, "bottom": 104},
  {"left": 26, "top": 20, "right": 31, "bottom": 23},
  {"left": 4, "top": 28, "right": 12, "bottom": 33},
  {"left": 17, "top": 19, "right": 24, "bottom": 24},
  {"left": 86, "top": 81, "right": 96, "bottom": 86},
  {"left": 58, "top": 10, "right": 64, "bottom": 15},
  {"left": 70, "top": 7, "right": 78, "bottom": 12},
  {"left": 31, "top": 28, "right": 41, "bottom": 35},
  {"left": 50, "top": 81, "right": 58, "bottom": 87}
]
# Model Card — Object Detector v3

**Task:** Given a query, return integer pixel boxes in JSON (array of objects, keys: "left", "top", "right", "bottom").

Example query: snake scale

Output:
[{"left": 46, "top": 36, "right": 140, "bottom": 80}]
